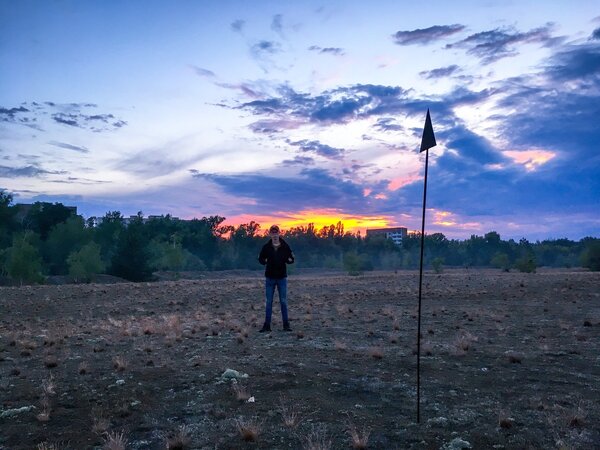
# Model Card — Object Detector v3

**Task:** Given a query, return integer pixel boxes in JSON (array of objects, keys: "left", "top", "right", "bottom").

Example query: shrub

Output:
[
  {"left": 6, "top": 233, "right": 43, "bottom": 284},
  {"left": 515, "top": 254, "right": 536, "bottom": 273},
  {"left": 67, "top": 242, "right": 106, "bottom": 282},
  {"left": 431, "top": 257, "right": 444, "bottom": 273},
  {"left": 343, "top": 252, "right": 371, "bottom": 276},
  {"left": 580, "top": 240, "right": 600, "bottom": 271},
  {"left": 491, "top": 252, "right": 511, "bottom": 271}
]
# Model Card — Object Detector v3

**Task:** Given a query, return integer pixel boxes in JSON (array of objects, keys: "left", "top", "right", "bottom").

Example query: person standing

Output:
[{"left": 258, "top": 225, "right": 295, "bottom": 332}]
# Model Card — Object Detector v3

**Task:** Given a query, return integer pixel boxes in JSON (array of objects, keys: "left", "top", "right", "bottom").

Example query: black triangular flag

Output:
[{"left": 420, "top": 109, "right": 437, "bottom": 152}]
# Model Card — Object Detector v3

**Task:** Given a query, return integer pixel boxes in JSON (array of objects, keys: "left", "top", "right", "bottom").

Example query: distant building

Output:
[{"left": 366, "top": 227, "right": 408, "bottom": 245}]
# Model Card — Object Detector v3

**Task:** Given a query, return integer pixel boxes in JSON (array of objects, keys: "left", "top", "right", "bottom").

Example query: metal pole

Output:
[{"left": 417, "top": 148, "right": 429, "bottom": 423}]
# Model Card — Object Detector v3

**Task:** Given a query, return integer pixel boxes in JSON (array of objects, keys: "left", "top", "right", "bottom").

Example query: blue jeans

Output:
[{"left": 265, "top": 277, "right": 288, "bottom": 325}]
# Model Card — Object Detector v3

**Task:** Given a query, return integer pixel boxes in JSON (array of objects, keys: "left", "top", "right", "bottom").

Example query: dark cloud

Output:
[
  {"left": 592, "top": 27, "right": 600, "bottom": 40},
  {"left": 231, "top": 19, "right": 245, "bottom": 32},
  {"left": 544, "top": 43, "right": 600, "bottom": 81},
  {"left": 48, "top": 141, "right": 89, "bottom": 153},
  {"left": 238, "top": 83, "right": 413, "bottom": 127},
  {"left": 495, "top": 41, "right": 600, "bottom": 165},
  {"left": 0, "top": 106, "right": 29, "bottom": 120},
  {"left": 194, "top": 168, "right": 371, "bottom": 213},
  {"left": 446, "top": 23, "right": 559, "bottom": 64},
  {"left": 2, "top": 102, "right": 126, "bottom": 132},
  {"left": 308, "top": 45, "right": 345, "bottom": 56},
  {"left": 392, "top": 24, "right": 465, "bottom": 45},
  {"left": 52, "top": 113, "right": 79, "bottom": 127},
  {"left": 281, "top": 156, "right": 315, "bottom": 166},
  {"left": 0, "top": 165, "right": 67, "bottom": 178},
  {"left": 374, "top": 117, "right": 403, "bottom": 132},
  {"left": 419, "top": 64, "right": 461, "bottom": 79},
  {"left": 287, "top": 139, "right": 345, "bottom": 160},
  {"left": 190, "top": 65, "right": 216, "bottom": 78},
  {"left": 271, "top": 14, "right": 283, "bottom": 35},
  {"left": 215, "top": 82, "right": 263, "bottom": 98},
  {"left": 251, "top": 40, "right": 280, "bottom": 56}
]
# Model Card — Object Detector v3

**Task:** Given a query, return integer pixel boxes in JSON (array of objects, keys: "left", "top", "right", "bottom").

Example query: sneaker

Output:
[
  {"left": 283, "top": 323, "right": 292, "bottom": 332},
  {"left": 259, "top": 324, "right": 271, "bottom": 333}
]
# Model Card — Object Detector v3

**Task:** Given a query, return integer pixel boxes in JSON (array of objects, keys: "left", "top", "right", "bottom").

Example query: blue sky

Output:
[{"left": 1, "top": 0, "right": 599, "bottom": 240}]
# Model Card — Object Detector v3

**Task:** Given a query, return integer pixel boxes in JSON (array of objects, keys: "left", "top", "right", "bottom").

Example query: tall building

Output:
[{"left": 366, "top": 227, "right": 408, "bottom": 245}]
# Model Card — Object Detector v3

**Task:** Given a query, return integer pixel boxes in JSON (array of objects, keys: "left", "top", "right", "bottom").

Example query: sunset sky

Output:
[{"left": 1, "top": 1, "right": 599, "bottom": 240}]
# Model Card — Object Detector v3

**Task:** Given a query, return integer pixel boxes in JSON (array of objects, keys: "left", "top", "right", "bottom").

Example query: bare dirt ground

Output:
[{"left": 1, "top": 269, "right": 599, "bottom": 449}]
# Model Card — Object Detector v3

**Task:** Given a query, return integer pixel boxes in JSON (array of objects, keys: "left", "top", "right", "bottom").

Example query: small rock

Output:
[
  {"left": 218, "top": 368, "right": 248, "bottom": 383},
  {"left": 115, "top": 379, "right": 125, "bottom": 385},
  {"left": 428, "top": 416, "right": 448, "bottom": 426},
  {"left": 443, "top": 437, "right": 472, "bottom": 450},
  {"left": 0, "top": 405, "right": 35, "bottom": 418}
]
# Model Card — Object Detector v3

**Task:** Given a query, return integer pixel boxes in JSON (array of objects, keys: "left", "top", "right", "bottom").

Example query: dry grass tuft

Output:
[
  {"left": 505, "top": 351, "right": 523, "bottom": 364},
  {"left": 112, "top": 356, "right": 128, "bottom": 372},
  {"left": 334, "top": 340, "right": 347, "bottom": 351},
  {"left": 278, "top": 395, "right": 302, "bottom": 429},
  {"left": 91, "top": 409, "right": 111, "bottom": 435},
  {"left": 231, "top": 383, "right": 251, "bottom": 402},
  {"left": 36, "top": 400, "right": 51, "bottom": 422},
  {"left": 102, "top": 431, "right": 127, "bottom": 450},
  {"left": 498, "top": 410, "right": 513, "bottom": 429},
  {"left": 165, "top": 425, "right": 192, "bottom": 449},
  {"left": 44, "top": 354, "right": 58, "bottom": 368},
  {"left": 303, "top": 425, "right": 332, "bottom": 450},
  {"left": 78, "top": 361, "right": 89, "bottom": 375},
  {"left": 347, "top": 421, "right": 370, "bottom": 449},
  {"left": 367, "top": 346, "right": 384, "bottom": 359},
  {"left": 42, "top": 374, "right": 56, "bottom": 396},
  {"left": 235, "top": 417, "right": 261, "bottom": 442},
  {"left": 451, "top": 331, "right": 477, "bottom": 356},
  {"left": 36, "top": 443, "right": 66, "bottom": 450}
]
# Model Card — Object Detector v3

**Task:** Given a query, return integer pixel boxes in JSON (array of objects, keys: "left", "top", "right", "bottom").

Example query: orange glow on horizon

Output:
[
  {"left": 224, "top": 209, "right": 394, "bottom": 235},
  {"left": 431, "top": 209, "right": 481, "bottom": 230}
]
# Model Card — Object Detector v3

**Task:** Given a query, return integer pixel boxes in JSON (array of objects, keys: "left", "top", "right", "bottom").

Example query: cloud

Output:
[
  {"left": 446, "top": 23, "right": 559, "bottom": 64},
  {"left": 0, "top": 165, "right": 67, "bottom": 178},
  {"left": 592, "top": 27, "right": 600, "bottom": 40},
  {"left": 373, "top": 117, "right": 403, "bottom": 132},
  {"left": 251, "top": 40, "right": 280, "bottom": 56},
  {"left": 287, "top": 139, "right": 345, "bottom": 160},
  {"left": 194, "top": 168, "right": 371, "bottom": 214},
  {"left": 271, "top": 14, "right": 284, "bottom": 37},
  {"left": 392, "top": 24, "right": 465, "bottom": 45},
  {"left": 544, "top": 43, "right": 600, "bottom": 81},
  {"left": 231, "top": 19, "right": 245, "bottom": 33},
  {"left": 308, "top": 45, "right": 345, "bottom": 56},
  {"left": 48, "top": 141, "right": 89, "bottom": 153},
  {"left": 249, "top": 40, "right": 282, "bottom": 73},
  {"left": 190, "top": 65, "right": 216, "bottom": 78},
  {"left": 281, "top": 156, "right": 315, "bottom": 166},
  {"left": 419, "top": 64, "right": 461, "bottom": 79},
  {"left": 2, "top": 102, "right": 126, "bottom": 132},
  {"left": 0, "top": 106, "right": 29, "bottom": 120},
  {"left": 237, "top": 83, "right": 413, "bottom": 127}
]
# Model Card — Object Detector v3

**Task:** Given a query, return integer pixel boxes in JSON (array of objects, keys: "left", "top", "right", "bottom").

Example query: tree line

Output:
[{"left": 1, "top": 192, "right": 599, "bottom": 284}]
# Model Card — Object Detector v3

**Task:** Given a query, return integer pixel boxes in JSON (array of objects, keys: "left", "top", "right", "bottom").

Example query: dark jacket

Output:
[{"left": 258, "top": 238, "right": 295, "bottom": 279}]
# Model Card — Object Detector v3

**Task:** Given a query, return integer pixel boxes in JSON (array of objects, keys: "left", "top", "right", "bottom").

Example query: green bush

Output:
[
  {"left": 491, "top": 252, "right": 511, "bottom": 272},
  {"left": 6, "top": 233, "right": 44, "bottom": 284},
  {"left": 432, "top": 257, "right": 444, "bottom": 273},
  {"left": 343, "top": 252, "right": 363, "bottom": 276},
  {"left": 581, "top": 241, "right": 600, "bottom": 271},
  {"left": 515, "top": 254, "right": 536, "bottom": 273},
  {"left": 67, "top": 242, "right": 106, "bottom": 282}
]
